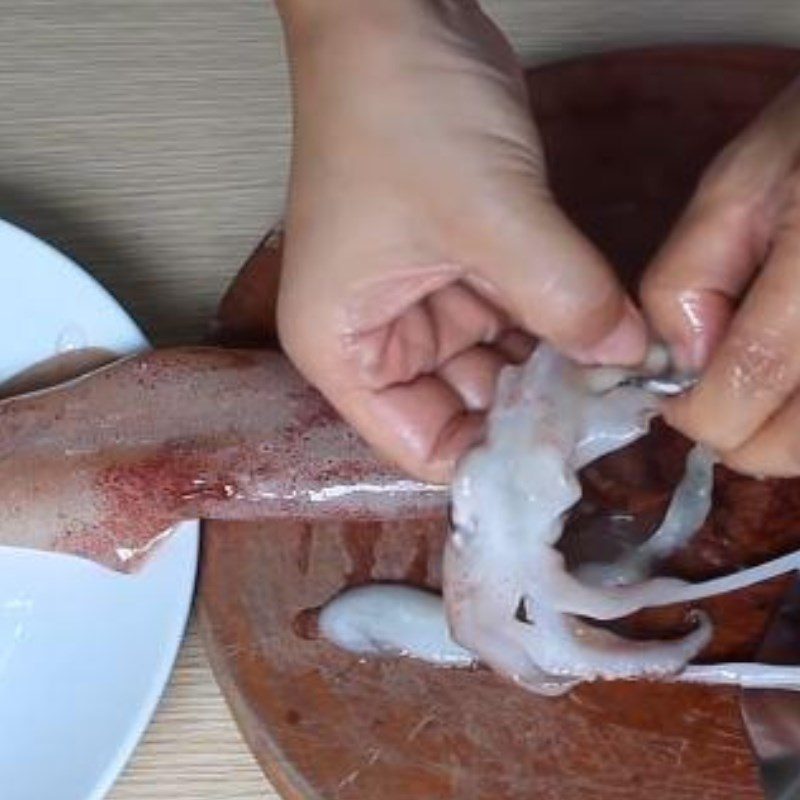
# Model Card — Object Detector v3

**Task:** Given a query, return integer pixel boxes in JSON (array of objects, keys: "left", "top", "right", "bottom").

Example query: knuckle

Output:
[
  {"left": 685, "top": 192, "right": 754, "bottom": 245},
  {"left": 723, "top": 422, "right": 800, "bottom": 479},
  {"left": 720, "top": 444, "right": 788, "bottom": 479},
  {"left": 663, "top": 399, "right": 747, "bottom": 454},
  {"left": 685, "top": 148, "right": 767, "bottom": 235},
  {"left": 696, "top": 127, "right": 767, "bottom": 201},
  {"left": 717, "top": 447, "right": 761, "bottom": 476}
]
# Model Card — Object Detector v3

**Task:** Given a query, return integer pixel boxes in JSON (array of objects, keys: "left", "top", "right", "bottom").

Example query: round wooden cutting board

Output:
[{"left": 199, "top": 47, "right": 800, "bottom": 800}]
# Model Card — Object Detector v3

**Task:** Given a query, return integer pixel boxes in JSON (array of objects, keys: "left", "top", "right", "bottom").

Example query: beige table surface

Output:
[{"left": 2, "top": 1, "right": 800, "bottom": 798}]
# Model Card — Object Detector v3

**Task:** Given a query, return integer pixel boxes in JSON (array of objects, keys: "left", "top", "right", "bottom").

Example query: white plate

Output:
[{"left": 0, "top": 220, "right": 198, "bottom": 800}]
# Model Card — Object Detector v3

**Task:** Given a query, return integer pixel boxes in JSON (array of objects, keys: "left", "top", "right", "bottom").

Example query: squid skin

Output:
[{"left": 0, "top": 347, "right": 446, "bottom": 571}]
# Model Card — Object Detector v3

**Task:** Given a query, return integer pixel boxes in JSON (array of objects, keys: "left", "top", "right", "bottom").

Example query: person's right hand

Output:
[
  {"left": 275, "top": 0, "right": 647, "bottom": 483},
  {"left": 642, "top": 77, "right": 800, "bottom": 477}
]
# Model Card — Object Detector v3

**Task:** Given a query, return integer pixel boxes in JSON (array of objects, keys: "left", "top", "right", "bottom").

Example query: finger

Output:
[
  {"left": 350, "top": 282, "right": 506, "bottom": 389},
  {"left": 722, "top": 390, "right": 800, "bottom": 477},
  {"left": 468, "top": 197, "right": 647, "bottom": 366},
  {"left": 343, "top": 376, "right": 484, "bottom": 483},
  {"left": 642, "top": 78, "right": 800, "bottom": 372},
  {"left": 426, "top": 282, "right": 508, "bottom": 354},
  {"left": 665, "top": 222, "right": 800, "bottom": 452},
  {"left": 640, "top": 200, "right": 758, "bottom": 371},
  {"left": 438, "top": 345, "right": 505, "bottom": 410}
]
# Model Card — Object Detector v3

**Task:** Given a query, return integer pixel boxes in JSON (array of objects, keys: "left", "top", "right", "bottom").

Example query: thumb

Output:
[{"left": 471, "top": 198, "right": 647, "bottom": 365}]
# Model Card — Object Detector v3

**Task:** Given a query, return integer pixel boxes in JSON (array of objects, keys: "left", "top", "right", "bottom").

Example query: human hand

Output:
[
  {"left": 275, "top": 0, "right": 646, "bottom": 482},
  {"left": 642, "top": 77, "right": 800, "bottom": 476}
]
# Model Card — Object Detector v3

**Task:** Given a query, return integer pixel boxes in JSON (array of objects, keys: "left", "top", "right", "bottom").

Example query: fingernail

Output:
[
  {"left": 672, "top": 290, "right": 722, "bottom": 372},
  {"left": 574, "top": 302, "right": 648, "bottom": 366},
  {"left": 669, "top": 337, "right": 710, "bottom": 374}
]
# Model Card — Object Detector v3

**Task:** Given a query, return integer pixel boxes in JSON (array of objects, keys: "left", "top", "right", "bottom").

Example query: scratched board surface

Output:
[{"left": 199, "top": 47, "right": 800, "bottom": 800}]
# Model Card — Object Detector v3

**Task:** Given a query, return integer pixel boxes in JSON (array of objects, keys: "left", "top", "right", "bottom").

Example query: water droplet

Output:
[{"left": 56, "top": 324, "right": 87, "bottom": 353}]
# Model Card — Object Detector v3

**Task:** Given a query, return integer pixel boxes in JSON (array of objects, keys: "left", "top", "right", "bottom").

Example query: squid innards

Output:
[{"left": 321, "top": 345, "right": 800, "bottom": 693}]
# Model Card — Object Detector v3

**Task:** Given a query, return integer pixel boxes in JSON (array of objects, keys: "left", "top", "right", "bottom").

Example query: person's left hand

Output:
[
  {"left": 275, "top": 0, "right": 646, "bottom": 484},
  {"left": 642, "top": 77, "right": 800, "bottom": 476}
]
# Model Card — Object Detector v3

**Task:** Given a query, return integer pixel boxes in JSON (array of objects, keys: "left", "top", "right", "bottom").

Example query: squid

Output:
[
  {"left": 0, "top": 347, "right": 445, "bottom": 570},
  {"left": 321, "top": 345, "right": 800, "bottom": 692},
  {"left": 5, "top": 295, "right": 800, "bottom": 688}
]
